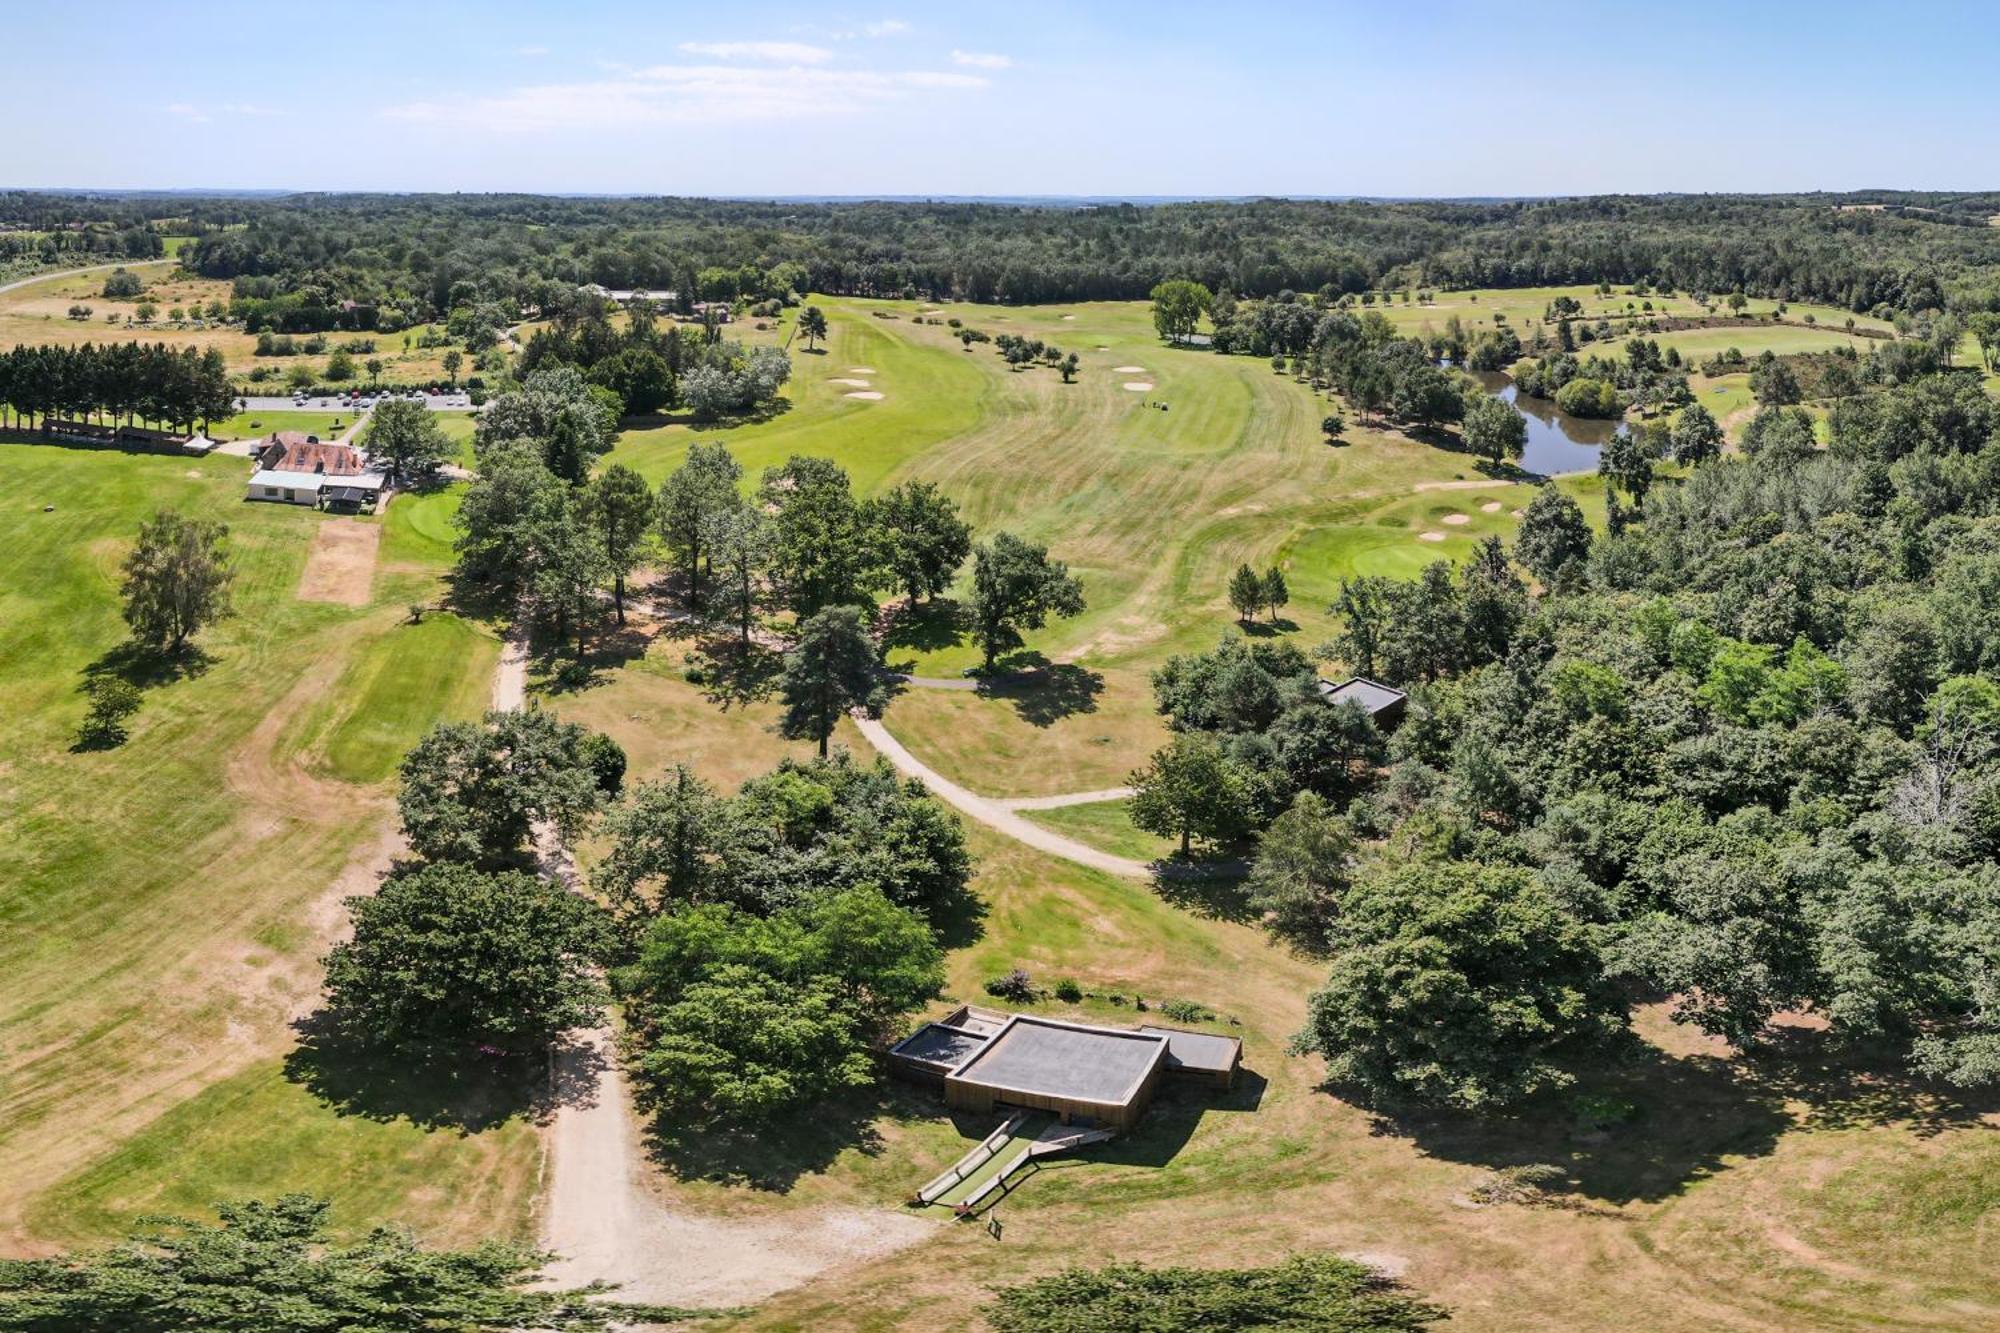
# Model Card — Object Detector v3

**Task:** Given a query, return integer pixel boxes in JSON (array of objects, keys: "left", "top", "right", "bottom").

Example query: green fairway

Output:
[
  {"left": 282, "top": 610, "right": 499, "bottom": 784},
  {"left": 0, "top": 439, "right": 533, "bottom": 1245}
]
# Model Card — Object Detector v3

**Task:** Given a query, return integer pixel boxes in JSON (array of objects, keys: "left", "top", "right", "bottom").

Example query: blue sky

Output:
[{"left": 7, "top": 0, "right": 2000, "bottom": 196}]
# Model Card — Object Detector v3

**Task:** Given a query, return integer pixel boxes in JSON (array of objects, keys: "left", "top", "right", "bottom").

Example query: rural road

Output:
[
  {"left": 0, "top": 255, "right": 174, "bottom": 299},
  {"left": 850, "top": 714, "right": 1157, "bottom": 879}
]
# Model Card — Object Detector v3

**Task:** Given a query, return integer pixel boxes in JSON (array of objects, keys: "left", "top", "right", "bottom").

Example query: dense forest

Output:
[{"left": 12, "top": 191, "right": 2000, "bottom": 320}]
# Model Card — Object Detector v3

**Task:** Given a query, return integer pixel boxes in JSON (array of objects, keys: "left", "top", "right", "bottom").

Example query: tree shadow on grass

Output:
[
  {"left": 530, "top": 620, "right": 652, "bottom": 696},
  {"left": 943, "top": 652, "right": 1105, "bottom": 728},
  {"left": 82, "top": 639, "right": 214, "bottom": 689},
  {"left": 1334, "top": 1022, "right": 1999, "bottom": 1209},
  {"left": 621, "top": 397, "right": 795, "bottom": 436},
  {"left": 926, "top": 878, "right": 989, "bottom": 952},
  {"left": 1341, "top": 1042, "right": 1791, "bottom": 1208},
  {"left": 436, "top": 567, "right": 516, "bottom": 623},
  {"left": 879, "top": 598, "right": 968, "bottom": 657},
  {"left": 1738, "top": 1025, "right": 2000, "bottom": 1138},
  {"left": 1149, "top": 857, "right": 1255, "bottom": 923},
  {"left": 282, "top": 1011, "right": 541, "bottom": 1135},
  {"left": 1239, "top": 617, "right": 1299, "bottom": 639},
  {"left": 689, "top": 635, "right": 784, "bottom": 709},
  {"left": 639, "top": 1079, "right": 928, "bottom": 1194}
]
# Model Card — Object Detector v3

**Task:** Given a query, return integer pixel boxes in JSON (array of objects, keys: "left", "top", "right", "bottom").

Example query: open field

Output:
[
  {"left": 210, "top": 408, "right": 359, "bottom": 441},
  {"left": 1368, "top": 284, "right": 1897, "bottom": 338},
  {"left": 0, "top": 266, "right": 475, "bottom": 384},
  {"left": 0, "top": 440, "right": 533, "bottom": 1249}
]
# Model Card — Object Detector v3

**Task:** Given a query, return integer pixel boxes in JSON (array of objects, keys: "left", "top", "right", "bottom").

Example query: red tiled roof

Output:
[{"left": 260, "top": 434, "right": 366, "bottom": 476}]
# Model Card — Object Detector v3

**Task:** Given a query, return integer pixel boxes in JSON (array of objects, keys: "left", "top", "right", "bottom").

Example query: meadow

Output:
[{"left": 0, "top": 265, "right": 470, "bottom": 384}]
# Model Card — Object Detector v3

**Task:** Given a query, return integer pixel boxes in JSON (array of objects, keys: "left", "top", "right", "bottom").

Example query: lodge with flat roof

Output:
[{"left": 888, "top": 1004, "right": 1241, "bottom": 1131}]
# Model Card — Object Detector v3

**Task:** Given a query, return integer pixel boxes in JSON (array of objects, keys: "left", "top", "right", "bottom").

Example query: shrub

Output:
[
  {"left": 986, "top": 1254, "right": 1446, "bottom": 1331},
  {"left": 1468, "top": 1163, "right": 1568, "bottom": 1206},
  {"left": 580, "top": 731, "right": 627, "bottom": 796},
  {"left": 1158, "top": 998, "right": 1212, "bottom": 1024},
  {"left": 1053, "top": 977, "right": 1083, "bottom": 1003},
  {"left": 984, "top": 968, "right": 1036, "bottom": 1002}
]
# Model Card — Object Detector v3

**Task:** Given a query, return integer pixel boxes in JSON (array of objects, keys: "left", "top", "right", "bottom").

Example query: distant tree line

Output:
[{"left": 10, "top": 190, "right": 1998, "bottom": 323}]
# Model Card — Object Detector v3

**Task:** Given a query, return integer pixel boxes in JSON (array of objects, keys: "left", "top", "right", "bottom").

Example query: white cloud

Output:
[
  {"left": 385, "top": 63, "right": 988, "bottom": 132},
  {"left": 677, "top": 40, "right": 833, "bottom": 64},
  {"left": 950, "top": 49, "right": 1011, "bottom": 69},
  {"left": 865, "top": 19, "right": 911, "bottom": 37}
]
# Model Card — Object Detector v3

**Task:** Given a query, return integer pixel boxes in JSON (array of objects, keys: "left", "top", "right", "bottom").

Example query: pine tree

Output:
[{"left": 1228, "top": 563, "right": 1263, "bottom": 624}]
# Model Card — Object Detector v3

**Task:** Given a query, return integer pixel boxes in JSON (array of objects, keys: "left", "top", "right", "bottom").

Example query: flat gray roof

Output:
[
  {"left": 890, "top": 1023, "right": 992, "bottom": 1068},
  {"left": 950, "top": 1016, "right": 1166, "bottom": 1106},
  {"left": 1137, "top": 1025, "right": 1242, "bottom": 1073},
  {"left": 1318, "top": 676, "right": 1407, "bottom": 715}
]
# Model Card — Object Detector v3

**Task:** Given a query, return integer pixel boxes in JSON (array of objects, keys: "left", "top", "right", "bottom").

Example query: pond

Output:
[{"left": 1470, "top": 371, "right": 1621, "bottom": 476}]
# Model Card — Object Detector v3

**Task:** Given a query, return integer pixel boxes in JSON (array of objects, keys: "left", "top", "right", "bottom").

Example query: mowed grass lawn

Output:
[
  {"left": 0, "top": 440, "right": 530, "bottom": 1248},
  {"left": 603, "top": 297, "right": 1610, "bottom": 799}
]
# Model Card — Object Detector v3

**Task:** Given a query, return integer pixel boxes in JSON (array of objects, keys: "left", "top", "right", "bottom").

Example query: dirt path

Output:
[
  {"left": 852, "top": 714, "right": 1155, "bottom": 879},
  {"left": 538, "top": 1025, "right": 931, "bottom": 1308},
  {"left": 516, "top": 621, "right": 933, "bottom": 1305},
  {"left": 996, "top": 786, "right": 1135, "bottom": 810}
]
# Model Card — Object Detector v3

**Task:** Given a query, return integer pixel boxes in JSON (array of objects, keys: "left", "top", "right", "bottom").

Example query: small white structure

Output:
[
  {"left": 246, "top": 432, "right": 386, "bottom": 510},
  {"left": 582, "top": 283, "right": 678, "bottom": 305}
]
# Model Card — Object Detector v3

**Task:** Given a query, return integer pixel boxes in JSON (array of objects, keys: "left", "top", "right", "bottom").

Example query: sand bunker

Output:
[
  {"left": 1511, "top": 508, "right": 1526, "bottom": 518},
  {"left": 1480, "top": 501, "right": 1503, "bottom": 513},
  {"left": 1061, "top": 314, "right": 1077, "bottom": 320},
  {"left": 827, "top": 377, "right": 871, "bottom": 387},
  {"left": 1123, "top": 382, "right": 1154, "bottom": 392},
  {"left": 848, "top": 367, "right": 877, "bottom": 375},
  {"left": 844, "top": 391, "right": 885, "bottom": 400},
  {"left": 1113, "top": 365, "right": 1147, "bottom": 373},
  {"left": 1442, "top": 513, "right": 1471, "bottom": 525},
  {"left": 1418, "top": 531, "right": 1447, "bottom": 542}
]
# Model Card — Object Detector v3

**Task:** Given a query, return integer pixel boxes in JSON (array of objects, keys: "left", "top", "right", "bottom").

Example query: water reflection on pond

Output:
[{"left": 1471, "top": 371, "right": 1620, "bottom": 476}]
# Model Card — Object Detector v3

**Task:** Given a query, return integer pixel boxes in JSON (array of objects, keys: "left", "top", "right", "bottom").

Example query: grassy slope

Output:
[{"left": 0, "top": 442, "right": 530, "bottom": 1248}]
